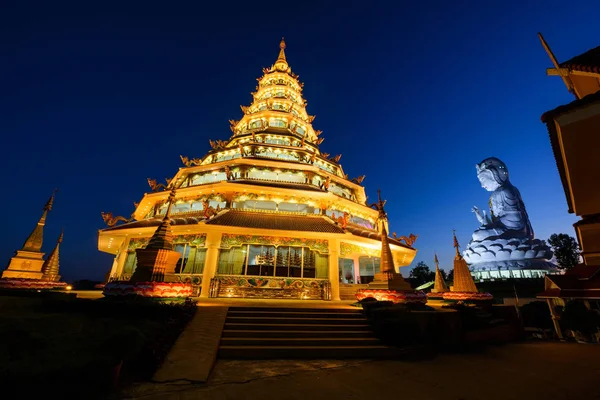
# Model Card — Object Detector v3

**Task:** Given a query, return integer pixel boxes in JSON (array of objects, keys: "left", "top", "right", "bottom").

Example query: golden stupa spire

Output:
[
  {"left": 452, "top": 229, "right": 461, "bottom": 258},
  {"left": 451, "top": 230, "right": 478, "bottom": 293},
  {"left": 145, "top": 187, "right": 177, "bottom": 250},
  {"left": 42, "top": 229, "right": 63, "bottom": 281},
  {"left": 432, "top": 252, "right": 448, "bottom": 293},
  {"left": 277, "top": 37, "right": 287, "bottom": 62},
  {"left": 21, "top": 189, "right": 57, "bottom": 253},
  {"left": 379, "top": 225, "right": 395, "bottom": 273}
]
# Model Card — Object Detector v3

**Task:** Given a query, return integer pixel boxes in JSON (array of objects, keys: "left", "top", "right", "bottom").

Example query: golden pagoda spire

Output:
[
  {"left": 432, "top": 252, "right": 448, "bottom": 293},
  {"left": 42, "top": 229, "right": 63, "bottom": 281},
  {"left": 451, "top": 230, "right": 478, "bottom": 293},
  {"left": 277, "top": 37, "right": 287, "bottom": 62},
  {"left": 21, "top": 189, "right": 56, "bottom": 253},
  {"left": 145, "top": 187, "right": 177, "bottom": 250},
  {"left": 379, "top": 225, "right": 395, "bottom": 273},
  {"left": 452, "top": 229, "right": 461, "bottom": 258}
]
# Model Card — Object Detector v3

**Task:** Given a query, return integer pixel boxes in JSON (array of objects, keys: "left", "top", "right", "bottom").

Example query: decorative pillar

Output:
[
  {"left": 352, "top": 254, "right": 361, "bottom": 284},
  {"left": 328, "top": 239, "right": 341, "bottom": 301},
  {"left": 547, "top": 298, "right": 564, "bottom": 340},
  {"left": 200, "top": 231, "right": 223, "bottom": 298},
  {"left": 111, "top": 239, "right": 129, "bottom": 278}
]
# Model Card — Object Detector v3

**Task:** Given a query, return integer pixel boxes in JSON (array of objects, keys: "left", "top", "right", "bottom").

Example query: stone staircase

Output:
[{"left": 218, "top": 306, "right": 413, "bottom": 359}]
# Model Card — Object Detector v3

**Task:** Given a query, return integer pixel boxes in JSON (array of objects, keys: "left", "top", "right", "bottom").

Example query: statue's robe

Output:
[{"left": 488, "top": 183, "right": 534, "bottom": 239}]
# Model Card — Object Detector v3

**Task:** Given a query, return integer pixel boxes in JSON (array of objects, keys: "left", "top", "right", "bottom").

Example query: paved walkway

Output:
[
  {"left": 152, "top": 304, "right": 228, "bottom": 383},
  {"left": 124, "top": 342, "right": 600, "bottom": 400}
]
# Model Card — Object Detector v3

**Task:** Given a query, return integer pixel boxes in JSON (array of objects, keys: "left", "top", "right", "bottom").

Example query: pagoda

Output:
[
  {"left": 355, "top": 191, "right": 426, "bottom": 304},
  {"left": 98, "top": 39, "right": 417, "bottom": 301},
  {"left": 0, "top": 191, "right": 67, "bottom": 290},
  {"left": 426, "top": 253, "right": 448, "bottom": 302},
  {"left": 443, "top": 231, "right": 492, "bottom": 303}
]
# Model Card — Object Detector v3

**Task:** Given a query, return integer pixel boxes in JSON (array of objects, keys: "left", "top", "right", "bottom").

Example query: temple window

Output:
[
  {"left": 217, "top": 246, "right": 247, "bottom": 275},
  {"left": 243, "top": 200, "right": 277, "bottom": 211},
  {"left": 269, "top": 118, "right": 287, "bottom": 128},
  {"left": 272, "top": 103, "right": 286, "bottom": 111},
  {"left": 122, "top": 252, "right": 137, "bottom": 276},
  {"left": 350, "top": 216, "right": 375, "bottom": 229},
  {"left": 174, "top": 243, "right": 206, "bottom": 274},
  {"left": 359, "top": 256, "right": 381, "bottom": 284},
  {"left": 278, "top": 202, "right": 313, "bottom": 213},
  {"left": 217, "top": 244, "right": 328, "bottom": 278},
  {"left": 295, "top": 125, "right": 306, "bottom": 135},
  {"left": 172, "top": 202, "right": 191, "bottom": 214},
  {"left": 265, "top": 137, "right": 289, "bottom": 146},
  {"left": 291, "top": 109, "right": 299, "bottom": 117},
  {"left": 338, "top": 258, "right": 355, "bottom": 284},
  {"left": 249, "top": 120, "right": 263, "bottom": 129},
  {"left": 274, "top": 90, "right": 286, "bottom": 98}
]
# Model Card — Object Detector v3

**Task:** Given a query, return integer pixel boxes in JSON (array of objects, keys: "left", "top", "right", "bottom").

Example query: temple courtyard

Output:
[{"left": 125, "top": 341, "right": 600, "bottom": 399}]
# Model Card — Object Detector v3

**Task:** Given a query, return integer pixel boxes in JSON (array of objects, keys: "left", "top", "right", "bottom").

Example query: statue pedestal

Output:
[
  {"left": 1, "top": 250, "right": 45, "bottom": 280},
  {"left": 356, "top": 272, "right": 426, "bottom": 304},
  {"left": 132, "top": 248, "right": 181, "bottom": 283}
]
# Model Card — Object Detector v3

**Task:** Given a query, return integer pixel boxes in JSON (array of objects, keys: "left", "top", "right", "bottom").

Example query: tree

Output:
[
  {"left": 447, "top": 269, "right": 454, "bottom": 283},
  {"left": 548, "top": 233, "right": 580, "bottom": 270},
  {"left": 409, "top": 261, "right": 435, "bottom": 286}
]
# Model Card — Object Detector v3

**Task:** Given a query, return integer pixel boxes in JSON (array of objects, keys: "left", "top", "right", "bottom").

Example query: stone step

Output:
[
  {"left": 221, "top": 329, "right": 377, "bottom": 338},
  {"left": 220, "top": 337, "right": 380, "bottom": 346},
  {"left": 227, "top": 310, "right": 365, "bottom": 319},
  {"left": 218, "top": 345, "right": 416, "bottom": 359},
  {"left": 227, "top": 306, "right": 361, "bottom": 314},
  {"left": 225, "top": 316, "right": 366, "bottom": 325},
  {"left": 224, "top": 323, "right": 371, "bottom": 331}
]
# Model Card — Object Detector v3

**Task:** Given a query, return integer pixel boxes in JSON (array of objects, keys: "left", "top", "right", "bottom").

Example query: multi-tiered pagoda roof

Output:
[{"left": 98, "top": 39, "right": 417, "bottom": 300}]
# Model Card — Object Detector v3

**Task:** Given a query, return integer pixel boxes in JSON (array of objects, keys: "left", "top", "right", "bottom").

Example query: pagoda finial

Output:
[
  {"left": 453, "top": 229, "right": 461, "bottom": 258},
  {"left": 278, "top": 37, "right": 287, "bottom": 62},
  {"left": 145, "top": 187, "right": 177, "bottom": 250},
  {"left": 379, "top": 225, "right": 395, "bottom": 273},
  {"left": 42, "top": 228, "right": 63, "bottom": 281},
  {"left": 370, "top": 189, "right": 388, "bottom": 234},
  {"left": 432, "top": 251, "right": 448, "bottom": 293},
  {"left": 21, "top": 189, "right": 57, "bottom": 253}
]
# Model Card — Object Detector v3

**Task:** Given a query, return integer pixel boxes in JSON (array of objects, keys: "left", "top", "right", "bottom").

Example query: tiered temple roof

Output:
[{"left": 98, "top": 39, "right": 419, "bottom": 296}]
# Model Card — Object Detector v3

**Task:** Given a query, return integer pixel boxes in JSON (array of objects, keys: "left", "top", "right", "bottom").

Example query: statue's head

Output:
[{"left": 476, "top": 157, "right": 509, "bottom": 191}]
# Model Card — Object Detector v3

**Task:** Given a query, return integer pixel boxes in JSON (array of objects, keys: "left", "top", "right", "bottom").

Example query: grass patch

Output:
[{"left": 0, "top": 293, "right": 195, "bottom": 398}]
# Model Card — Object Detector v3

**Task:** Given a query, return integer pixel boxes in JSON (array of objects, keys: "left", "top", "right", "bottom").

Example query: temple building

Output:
[
  {"left": 98, "top": 39, "right": 417, "bottom": 300},
  {"left": 539, "top": 36, "right": 600, "bottom": 267}
]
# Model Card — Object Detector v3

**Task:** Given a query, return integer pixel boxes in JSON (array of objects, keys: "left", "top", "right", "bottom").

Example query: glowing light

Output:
[{"left": 65, "top": 285, "right": 72, "bottom": 291}]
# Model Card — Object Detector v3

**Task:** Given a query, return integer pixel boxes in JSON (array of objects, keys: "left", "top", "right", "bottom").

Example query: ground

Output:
[{"left": 125, "top": 342, "right": 600, "bottom": 400}]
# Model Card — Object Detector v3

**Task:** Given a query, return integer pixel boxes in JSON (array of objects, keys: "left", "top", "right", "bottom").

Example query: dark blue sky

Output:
[{"left": 1, "top": 1, "right": 598, "bottom": 281}]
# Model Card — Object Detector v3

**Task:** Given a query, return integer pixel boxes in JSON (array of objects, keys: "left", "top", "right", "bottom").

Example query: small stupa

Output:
[
  {"left": 42, "top": 229, "right": 63, "bottom": 282},
  {"left": 427, "top": 253, "right": 448, "bottom": 301},
  {"left": 443, "top": 231, "right": 493, "bottom": 302},
  {"left": 132, "top": 187, "right": 181, "bottom": 283},
  {"left": 356, "top": 191, "right": 426, "bottom": 304},
  {"left": 2, "top": 191, "right": 55, "bottom": 280},
  {"left": 0, "top": 190, "right": 67, "bottom": 290},
  {"left": 103, "top": 187, "right": 193, "bottom": 300}
]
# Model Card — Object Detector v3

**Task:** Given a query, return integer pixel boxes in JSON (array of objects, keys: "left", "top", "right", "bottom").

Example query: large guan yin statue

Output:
[{"left": 464, "top": 157, "right": 556, "bottom": 279}]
